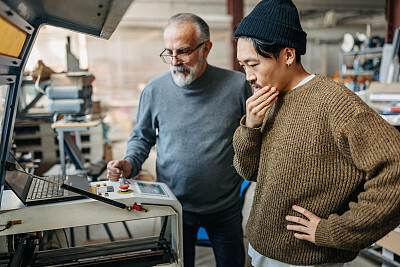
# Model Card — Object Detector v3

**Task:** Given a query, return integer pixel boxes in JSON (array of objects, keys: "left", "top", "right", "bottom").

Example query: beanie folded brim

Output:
[{"left": 234, "top": 16, "right": 307, "bottom": 55}]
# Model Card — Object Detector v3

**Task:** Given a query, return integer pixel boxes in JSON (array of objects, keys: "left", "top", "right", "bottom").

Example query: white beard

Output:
[
  {"left": 172, "top": 70, "right": 194, "bottom": 87},
  {"left": 170, "top": 54, "right": 204, "bottom": 87}
]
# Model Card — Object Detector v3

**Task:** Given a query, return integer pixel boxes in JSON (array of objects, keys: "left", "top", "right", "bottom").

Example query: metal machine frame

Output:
[
  {"left": 0, "top": 180, "right": 183, "bottom": 266},
  {"left": 0, "top": 1, "right": 183, "bottom": 266}
]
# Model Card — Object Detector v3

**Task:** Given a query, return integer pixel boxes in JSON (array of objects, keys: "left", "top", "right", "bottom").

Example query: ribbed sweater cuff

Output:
[
  {"left": 240, "top": 115, "right": 262, "bottom": 129},
  {"left": 238, "top": 115, "right": 262, "bottom": 140},
  {"left": 315, "top": 219, "right": 335, "bottom": 247}
]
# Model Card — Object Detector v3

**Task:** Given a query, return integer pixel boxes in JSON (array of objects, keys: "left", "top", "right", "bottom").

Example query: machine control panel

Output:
[
  {"left": 89, "top": 180, "right": 169, "bottom": 199},
  {"left": 136, "top": 182, "right": 167, "bottom": 196}
]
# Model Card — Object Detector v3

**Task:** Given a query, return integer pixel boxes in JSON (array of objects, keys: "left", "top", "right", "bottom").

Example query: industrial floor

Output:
[{"left": 56, "top": 141, "right": 385, "bottom": 267}]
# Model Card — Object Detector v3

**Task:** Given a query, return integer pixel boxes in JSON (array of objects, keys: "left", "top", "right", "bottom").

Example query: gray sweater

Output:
[{"left": 125, "top": 64, "right": 252, "bottom": 213}]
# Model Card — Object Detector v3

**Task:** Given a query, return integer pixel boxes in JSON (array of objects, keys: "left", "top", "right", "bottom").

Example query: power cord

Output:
[{"left": 0, "top": 221, "right": 14, "bottom": 232}]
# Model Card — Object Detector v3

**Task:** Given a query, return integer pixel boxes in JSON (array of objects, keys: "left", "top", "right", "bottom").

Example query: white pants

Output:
[{"left": 248, "top": 243, "right": 345, "bottom": 267}]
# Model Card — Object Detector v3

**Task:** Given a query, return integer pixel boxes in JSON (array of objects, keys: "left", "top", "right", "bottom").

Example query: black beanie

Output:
[{"left": 234, "top": 0, "right": 307, "bottom": 55}]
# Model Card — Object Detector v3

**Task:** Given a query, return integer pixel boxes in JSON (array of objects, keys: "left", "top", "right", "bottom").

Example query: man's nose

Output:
[
  {"left": 171, "top": 56, "right": 181, "bottom": 66},
  {"left": 246, "top": 73, "right": 256, "bottom": 82}
]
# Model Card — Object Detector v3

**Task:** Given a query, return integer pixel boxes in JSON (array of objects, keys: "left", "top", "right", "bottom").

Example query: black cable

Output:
[
  {"left": 62, "top": 229, "right": 70, "bottom": 248},
  {"left": 60, "top": 183, "right": 128, "bottom": 210},
  {"left": 159, "top": 216, "right": 168, "bottom": 240},
  {"left": 0, "top": 221, "right": 13, "bottom": 232}
]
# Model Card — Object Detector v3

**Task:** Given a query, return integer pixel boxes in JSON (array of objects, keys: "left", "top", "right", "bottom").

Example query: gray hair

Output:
[{"left": 166, "top": 13, "right": 210, "bottom": 43}]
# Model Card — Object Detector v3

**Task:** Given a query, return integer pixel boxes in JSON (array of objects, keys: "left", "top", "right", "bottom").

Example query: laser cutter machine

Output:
[{"left": 0, "top": 0, "right": 183, "bottom": 265}]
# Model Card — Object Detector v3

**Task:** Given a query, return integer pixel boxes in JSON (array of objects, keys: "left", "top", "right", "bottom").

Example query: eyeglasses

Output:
[{"left": 160, "top": 40, "right": 209, "bottom": 64}]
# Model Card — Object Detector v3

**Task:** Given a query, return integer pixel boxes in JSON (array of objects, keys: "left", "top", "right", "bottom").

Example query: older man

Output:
[{"left": 107, "top": 13, "right": 251, "bottom": 267}]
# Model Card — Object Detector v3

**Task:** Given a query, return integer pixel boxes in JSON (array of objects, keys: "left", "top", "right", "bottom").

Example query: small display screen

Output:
[
  {"left": 137, "top": 182, "right": 167, "bottom": 196},
  {"left": 0, "top": 15, "right": 27, "bottom": 58}
]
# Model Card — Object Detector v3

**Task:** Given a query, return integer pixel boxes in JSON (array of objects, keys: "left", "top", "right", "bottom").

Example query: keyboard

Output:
[{"left": 29, "top": 176, "right": 65, "bottom": 199}]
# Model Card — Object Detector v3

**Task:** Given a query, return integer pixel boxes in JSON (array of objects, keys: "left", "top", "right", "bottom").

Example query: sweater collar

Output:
[
  {"left": 292, "top": 74, "right": 316, "bottom": 90},
  {"left": 181, "top": 64, "right": 212, "bottom": 90},
  {"left": 280, "top": 74, "right": 321, "bottom": 97}
]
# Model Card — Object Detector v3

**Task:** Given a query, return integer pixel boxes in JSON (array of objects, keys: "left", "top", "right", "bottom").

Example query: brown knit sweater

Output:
[{"left": 233, "top": 74, "right": 400, "bottom": 265}]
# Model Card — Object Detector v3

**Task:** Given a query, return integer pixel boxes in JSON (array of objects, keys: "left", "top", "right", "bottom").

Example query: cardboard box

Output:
[
  {"left": 103, "top": 143, "right": 113, "bottom": 162},
  {"left": 92, "top": 101, "right": 101, "bottom": 114},
  {"left": 376, "top": 230, "right": 400, "bottom": 256},
  {"left": 367, "top": 82, "right": 400, "bottom": 112},
  {"left": 50, "top": 72, "right": 95, "bottom": 87},
  {"left": 369, "top": 81, "right": 400, "bottom": 94}
]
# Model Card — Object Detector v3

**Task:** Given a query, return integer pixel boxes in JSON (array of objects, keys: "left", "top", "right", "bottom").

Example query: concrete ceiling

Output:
[
  {"left": 120, "top": 0, "right": 387, "bottom": 41},
  {"left": 293, "top": 0, "right": 386, "bottom": 27}
]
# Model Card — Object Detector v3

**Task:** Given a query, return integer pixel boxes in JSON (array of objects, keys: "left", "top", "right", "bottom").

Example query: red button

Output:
[{"left": 119, "top": 184, "right": 129, "bottom": 190}]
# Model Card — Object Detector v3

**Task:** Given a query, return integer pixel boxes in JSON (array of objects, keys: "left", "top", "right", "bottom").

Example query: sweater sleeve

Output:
[
  {"left": 124, "top": 87, "right": 157, "bottom": 178},
  {"left": 233, "top": 116, "right": 263, "bottom": 182},
  {"left": 315, "top": 111, "right": 400, "bottom": 251}
]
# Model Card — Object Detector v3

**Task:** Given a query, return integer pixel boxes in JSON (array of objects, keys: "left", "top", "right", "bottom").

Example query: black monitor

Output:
[{"left": 4, "top": 153, "right": 31, "bottom": 202}]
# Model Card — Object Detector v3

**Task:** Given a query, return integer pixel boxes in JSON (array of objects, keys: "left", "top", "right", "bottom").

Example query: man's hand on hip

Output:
[{"left": 286, "top": 205, "right": 321, "bottom": 244}]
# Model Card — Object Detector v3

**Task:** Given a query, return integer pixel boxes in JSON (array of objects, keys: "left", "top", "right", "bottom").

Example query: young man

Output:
[
  {"left": 233, "top": 0, "right": 400, "bottom": 266},
  {"left": 107, "top": 13, "right": 251, "bottom": 267}
]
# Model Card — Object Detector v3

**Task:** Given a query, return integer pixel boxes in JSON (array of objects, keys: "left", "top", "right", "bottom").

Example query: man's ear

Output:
[
  {"left": 285, "top": 47, "right": 296, "bottom": 66},
  {"left": 203, "top": 41, "right": 213, "bottom": 59}
]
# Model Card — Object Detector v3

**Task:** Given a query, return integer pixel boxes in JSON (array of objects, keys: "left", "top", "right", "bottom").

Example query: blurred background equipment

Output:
[
  {"left": 47, "top": 72, "right": 95, "bottom": 121},
  {"left": 47, "top": 38, "right": 95, "bottom": 122}
]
